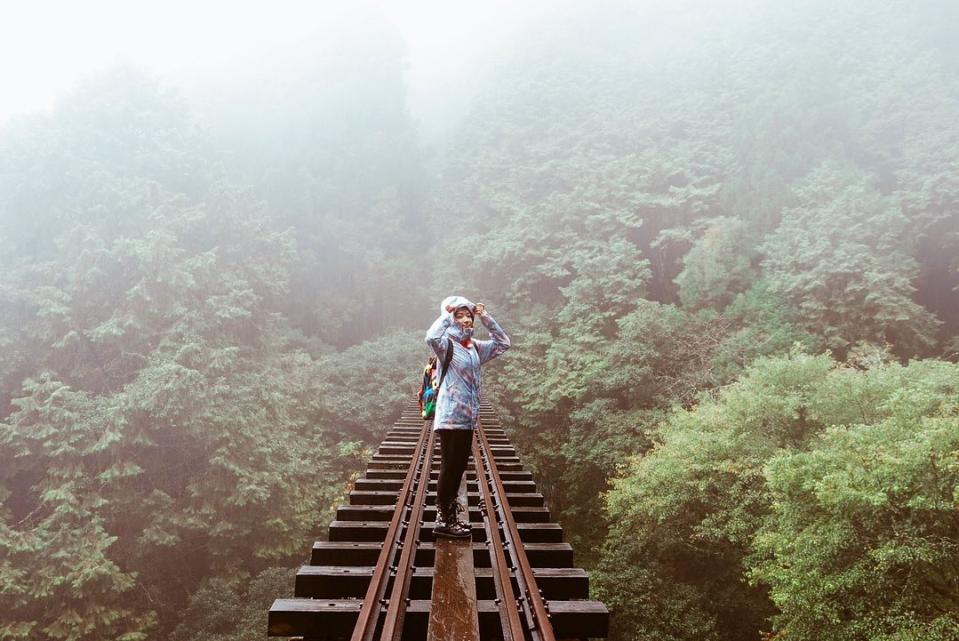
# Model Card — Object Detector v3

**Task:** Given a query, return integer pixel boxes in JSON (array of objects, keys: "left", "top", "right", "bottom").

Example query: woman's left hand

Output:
[{"left": 474, "top": 303, "right": 486, "bottom": 316}]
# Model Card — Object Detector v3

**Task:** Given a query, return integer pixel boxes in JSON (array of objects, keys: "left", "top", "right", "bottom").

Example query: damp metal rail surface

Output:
[
  {"left": 267, "top": 399, "right": 609, "bottom": 641},
  {"left": 351, "top": 409, "right": 433, "bottom": 641},
  {"left": 473, "top": 418, "right": 554, "bottom": 641},
  {"left": 472, "top": 426, "right": 522, "bottom": 640}
]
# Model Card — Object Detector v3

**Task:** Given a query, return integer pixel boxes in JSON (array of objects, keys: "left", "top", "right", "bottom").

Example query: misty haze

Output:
[{"left": 1, "top": 2, "right": 957, "bottom": 641}]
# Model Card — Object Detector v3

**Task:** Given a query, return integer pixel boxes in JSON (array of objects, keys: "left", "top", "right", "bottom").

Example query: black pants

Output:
[{"left": 436, "top": 430, "right": 472, "bottom": 510}]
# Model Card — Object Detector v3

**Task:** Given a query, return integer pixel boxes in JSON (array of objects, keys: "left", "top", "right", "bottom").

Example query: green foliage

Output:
[
  {"left": 596, "top": 350, "right": 959, "bottom": 641},
  {"left": 0, "top": 376, "right": 156, "bottom": 641},
  {"left": 674, "top": 217, "right": 756, "bottom": 311},
  {"left": 169, "top": 567, "right": 293, "bottom": 641},
  {"left": 0, "top": 69, "right": 367, "bottom": 640},
  {"left": 611, "top": 301, "right": 733, "bottom": 407},
  {"left": 312, "top": 329, "right": 431, "bottom": 444},
  {"left": 752, "top": 360, "right": 959, "bottom": 641},
  {"left": 594, "top": 349, "right": 832, "bottom": 641},
  {"left": 760, "top": 162, "right": 941, "bottom": 355},
  {"left": 712, "top": 282, "right": 822, "bottom": 381}
]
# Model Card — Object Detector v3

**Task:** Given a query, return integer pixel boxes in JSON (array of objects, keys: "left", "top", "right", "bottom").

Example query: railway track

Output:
[{"left": 268, "top": 399, "right": 608, "bottom": 640}]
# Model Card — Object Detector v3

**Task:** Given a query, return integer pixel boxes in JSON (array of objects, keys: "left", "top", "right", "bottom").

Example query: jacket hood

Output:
[
  {"left": 440, "top": 295, "right": 475, "bottom": 316},
  {"left": 441, "top": 295, "right": 475, "bottom": 342}
]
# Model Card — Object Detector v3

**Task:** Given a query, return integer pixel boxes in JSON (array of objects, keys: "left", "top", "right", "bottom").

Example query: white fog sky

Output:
[{"left": 0, "top": 0, "right": 532, "bottom": 127}]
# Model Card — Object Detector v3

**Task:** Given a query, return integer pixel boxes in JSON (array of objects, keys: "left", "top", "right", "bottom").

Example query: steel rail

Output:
[
  {"left": 477, "top": 419, "right": 557, "bottom": 641},
  {"left": 350, "top": 418, "right": 431, "bottom": 641},
  {"left": 471, "top": 431, "right": 524, "bottom": 641},
  {"left": 381, "top": 428, "right": 435, "bottom": 640}
]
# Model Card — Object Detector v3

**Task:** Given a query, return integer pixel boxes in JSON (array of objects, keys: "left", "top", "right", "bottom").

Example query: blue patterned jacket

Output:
[{"left": 425, "top": 297, "right": 511, "bottom": 431}]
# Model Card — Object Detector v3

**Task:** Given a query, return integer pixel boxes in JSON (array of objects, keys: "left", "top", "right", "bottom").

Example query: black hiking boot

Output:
[
  {"left": 450, "top": 499, "right": 470, "bottom": 529},
  {"left": 434, "top": 501, "right": 471, "bottom": 539}
]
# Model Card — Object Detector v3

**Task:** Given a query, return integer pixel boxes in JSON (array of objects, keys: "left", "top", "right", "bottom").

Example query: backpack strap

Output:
[{"left": 436, "top": 338, "right": 454, "bottom": 393}]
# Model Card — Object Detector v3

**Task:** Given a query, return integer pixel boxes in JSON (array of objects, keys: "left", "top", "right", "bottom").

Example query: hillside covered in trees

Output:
[{"left": 1, "top": 2, "right": 957, "bottom": 641}]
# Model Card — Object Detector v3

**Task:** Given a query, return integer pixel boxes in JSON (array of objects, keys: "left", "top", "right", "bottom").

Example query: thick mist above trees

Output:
[{"left": 1, "top": 2, "right": 957, "bottom": 640}]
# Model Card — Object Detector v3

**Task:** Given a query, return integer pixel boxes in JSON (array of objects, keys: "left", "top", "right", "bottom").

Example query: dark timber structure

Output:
[{"left": 268, "top": 400, "right": 609, "bottom": 641}]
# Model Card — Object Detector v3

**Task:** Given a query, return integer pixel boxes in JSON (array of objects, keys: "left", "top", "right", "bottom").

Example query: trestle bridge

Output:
[{"left": 268, "top": 400, "right": 609, "bottom": 641}]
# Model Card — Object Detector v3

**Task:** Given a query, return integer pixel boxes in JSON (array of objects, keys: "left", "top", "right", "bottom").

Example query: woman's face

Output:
[{"left": 453, "top": 308, "right": 474, "bottom": 329}]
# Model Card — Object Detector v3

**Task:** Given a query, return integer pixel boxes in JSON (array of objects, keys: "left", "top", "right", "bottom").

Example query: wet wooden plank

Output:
[
  {"left": 269, "top": 598, "right": 610, "bottom": 639},
  {"left": 548, "top": 599, "right": 610, "bottom": 638},
  {"left": 335, "top": 504, "right": 550, "bottom": 523},
  {"left": 427, "top": 469, "right": 479, "bottom": 641},
  {"left": 427, "top": 539, "right": 480, "bottom": 641},
  {"left": 349, "top": 490, "right": 545, "bottom": 507},
  {"left": 309, "top": 541, "right": 575, "bottom": 568},
  {"left": 294, "top": 564, "right": 589, "bottom": 600},
  {"left": 330, "top": 519, "right": 561, "bottom": 543}
]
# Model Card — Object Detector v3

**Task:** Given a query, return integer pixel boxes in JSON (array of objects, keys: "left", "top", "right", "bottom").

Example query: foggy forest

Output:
[{"left": 1, "top": 1, "right": 958, "bottom": 640}]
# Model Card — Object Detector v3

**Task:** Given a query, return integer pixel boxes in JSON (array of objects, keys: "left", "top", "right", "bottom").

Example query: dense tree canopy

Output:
[
  {"left": 0, "top": 51, "right": 422, "bottom": 640},
  {"left": 594, "top": 351, "right": 959, "bottom": 641}
]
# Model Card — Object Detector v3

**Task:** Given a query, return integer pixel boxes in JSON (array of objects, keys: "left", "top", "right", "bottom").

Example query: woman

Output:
[{"left": 425, "top": 295, "right": 511, "bottom": 538}]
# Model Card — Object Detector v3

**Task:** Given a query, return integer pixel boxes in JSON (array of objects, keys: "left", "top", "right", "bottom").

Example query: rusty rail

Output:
[
  {"left": 380, "top": 428, "right": 434, "bottom": 640},
  {"left": 350, "top": 415, "right": 432, "bottom": 641},
  {"left": 474, "top": 419, "right": 556, "bottom": 641},
  {"left": 472, "top": 430, "right": 523, "bottom": 640}
]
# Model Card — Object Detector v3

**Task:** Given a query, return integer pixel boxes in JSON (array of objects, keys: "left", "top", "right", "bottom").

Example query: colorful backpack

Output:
[{"left": 419, "top": 339, "right": 453, "bottom": 420}]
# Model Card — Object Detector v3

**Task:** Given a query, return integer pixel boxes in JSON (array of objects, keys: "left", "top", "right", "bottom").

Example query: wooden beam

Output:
[{"left": 427, "top": 539, "right": 480, "bottom": 641}]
